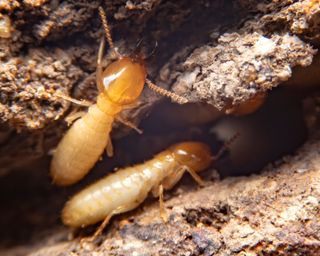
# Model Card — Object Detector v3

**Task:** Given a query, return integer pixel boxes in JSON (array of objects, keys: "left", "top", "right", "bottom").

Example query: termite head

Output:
[
  {"left": 98, "top": 6, "right": 188, "bottom": 105},
  {"left": 225, "top": 92, "right": 266, "bottom": 116},
  {"left": 102, "top": 57, "right": 147, "bottom": 105},
  {"left": 170, "top": 141, "right": 212, "bottom": 172}
]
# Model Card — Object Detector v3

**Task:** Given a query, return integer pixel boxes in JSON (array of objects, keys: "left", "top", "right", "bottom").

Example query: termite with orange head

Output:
[
  {"left": 62, "top": 135, "right": 238, "bottom": 241},
  {"left": 62, "top": 141, "right": 212, "bottom": 240},
  {"left": 50, "top": 7, "right": 188, "bottom": 186}
]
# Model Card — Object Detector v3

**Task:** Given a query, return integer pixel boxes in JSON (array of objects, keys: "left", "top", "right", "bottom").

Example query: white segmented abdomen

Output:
[
  {"left": 62, "top": 153, "right": 175, "bottom": 227},
  {"left": 50, "top": 104, "right": 114, "bottom": 186}
]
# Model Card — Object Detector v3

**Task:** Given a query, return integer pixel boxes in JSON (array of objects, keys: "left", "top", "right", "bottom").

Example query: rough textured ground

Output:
[
  {"left": 0, "top": 0, "right": 319, "bottom": 173},
  {"left": 0, "top": 0, "right": 320, "bottom": 255},
  {"left": 0, "top": 0, "right": 319, "bottom": 130},
  {"left": 169, "top": 32, "right": 315, "bottom": 109},
  {"left": 25, "top": 129, "right": 320, "bottom": 256}
]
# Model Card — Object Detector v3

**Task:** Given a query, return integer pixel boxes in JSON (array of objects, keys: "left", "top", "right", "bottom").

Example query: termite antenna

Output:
[
  {"left": 98, "top": 6, "right": 121, "bottom": 59},
  {"left": 145, "top": 78, "right": 188, "bottom": 104},
  {"left": 213, "top": 132, "right": 240, "bottom": 161}
]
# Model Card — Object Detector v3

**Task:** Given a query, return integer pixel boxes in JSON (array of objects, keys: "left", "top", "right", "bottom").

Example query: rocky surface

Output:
[{"left": 24, "top": 130, "right": 320, "bottom": 256}]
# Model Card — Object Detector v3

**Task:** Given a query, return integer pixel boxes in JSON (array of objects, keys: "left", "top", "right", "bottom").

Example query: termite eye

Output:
[{"left": 101, "top": 57, "right": 147, "bottom": 105}]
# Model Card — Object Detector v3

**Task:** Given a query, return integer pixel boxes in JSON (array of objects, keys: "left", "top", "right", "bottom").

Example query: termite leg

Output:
[
  {"left": 80, "top": 206, "right": 125, "bottom": 246},
  {"left": 183, "top": 166, "right": 206, "bottom": 187},
  {"left": 115, "top": 115, "right": 143, "bottom": 134},
  {"left": 160, "top": 169, "right": 185, "bottom": 192},
  {"left": 65, "top": 110, "right": 86, "bottom": 126},
  {"left": 158, "top": 184, "right": 168, "bottom": 223},
  {"left": 54, "top": 92, "right": 93, "bottom": 107},
  {"left": 82, "top": 190, "right": 148, "bottom": 245},
  {"left": 162, "top": 166, "right": 205, "bottom": 190},
  {"left": 212, "top": 132, "right": 240, "bottom": 161},
  {"left": 79, "top": 187, "right": 150, "bottom": 246},
  {"left": 121, "top": 101, "right": 141, "bottom": 111},
  {"left": 96, "top": 36, "right": 105, "bottom": 92},
  {"left": 145, "top": 78, "right": 189, "bottom": 104},
  {"left": 90, "top": 208, "right": 116, "bottom": 241},
  {"left": 106, "top": 136, "right": 114, "bottom": 157}
]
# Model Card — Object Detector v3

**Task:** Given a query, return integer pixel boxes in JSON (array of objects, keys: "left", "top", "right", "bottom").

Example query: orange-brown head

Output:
[
  {"left": 101, "top": 57, "right": 147, "bottom": 105},
  {"left": 225, "top": 92, "right": 266, "bottom": 116},
  {"left": 169, "top": 141, "right": 212, "bottom": 172}
]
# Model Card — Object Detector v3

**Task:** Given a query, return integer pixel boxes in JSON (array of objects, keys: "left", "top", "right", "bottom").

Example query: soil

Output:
[{"left": 0, "top": 0, "right": 320, "bottom": 255}]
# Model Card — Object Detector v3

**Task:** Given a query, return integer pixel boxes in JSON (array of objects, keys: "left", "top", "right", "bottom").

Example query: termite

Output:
[
  {"left": 50, "top": 7, "right": 188, "bottom": 186},
  {"left": 62, "top": 136, "right": 238, "bottom": 241},
  {"left": 62, "top": 141, "right": 212, "bottom": 240}
]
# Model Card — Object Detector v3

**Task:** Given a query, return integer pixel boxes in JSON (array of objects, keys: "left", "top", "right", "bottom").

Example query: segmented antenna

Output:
[
  {"left": 213, "top": 132, "right": 240, "bottom": 161},
  {"left": 146, "top": 78, "right": 188, "bottom": 104},
  {"left": 98, "top": 6, "right": 120, "bottom": 58}
]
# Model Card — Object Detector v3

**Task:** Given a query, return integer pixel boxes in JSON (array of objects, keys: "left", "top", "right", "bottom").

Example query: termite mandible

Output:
[{"left": 50, "top": 7, "right": 188, "bottom": 186}]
